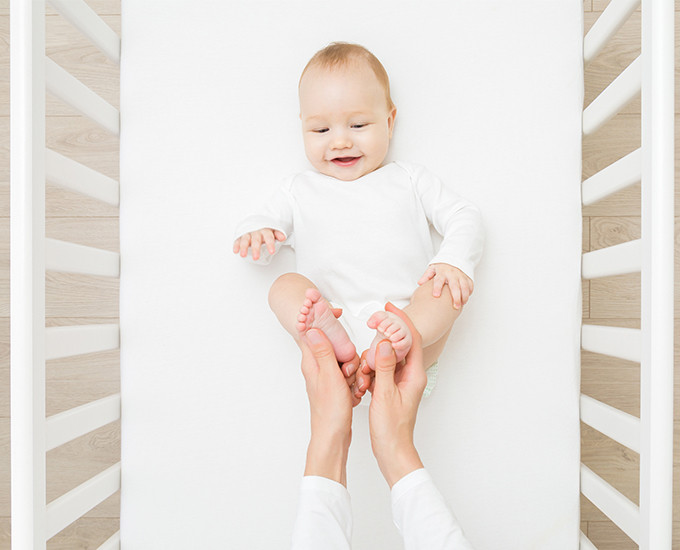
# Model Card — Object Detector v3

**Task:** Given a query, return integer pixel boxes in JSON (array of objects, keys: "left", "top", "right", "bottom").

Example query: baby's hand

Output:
[
  {"left": 417, "top": 263, "right": 474, "bottom": 309},
  {"left": 233, "top": 228, "right": 286, "bottom": 261}
]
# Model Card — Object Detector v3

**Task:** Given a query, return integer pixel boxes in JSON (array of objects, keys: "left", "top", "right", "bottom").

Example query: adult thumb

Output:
[
  {"left": 305, "top": 329, "right": 336, "bottom": 367},
  {"left": 373, "top": 340, "right": 397, "bottom": 389}
]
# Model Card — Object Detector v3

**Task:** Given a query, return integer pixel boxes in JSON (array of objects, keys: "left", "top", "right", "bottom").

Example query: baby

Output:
[{"left": 233, "top": 42, "right": 483, "bottom": 393}]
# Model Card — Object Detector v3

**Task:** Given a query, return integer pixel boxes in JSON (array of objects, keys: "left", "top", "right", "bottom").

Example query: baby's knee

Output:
[{"left": 268, "top": 272, "right": 315, "bottom": 308}]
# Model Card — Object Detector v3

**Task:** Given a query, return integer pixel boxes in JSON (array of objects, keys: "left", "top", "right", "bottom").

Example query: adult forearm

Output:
[
  {"left": 304, "top": 432, "right": 351, "bottom": 487},
  {"left": 375, "top": 443, "right": 424, "bottom": 489}
]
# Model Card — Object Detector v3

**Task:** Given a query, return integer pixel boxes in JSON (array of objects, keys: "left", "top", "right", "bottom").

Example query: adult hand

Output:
[
  {"left": 368, "top": 302, "right": 428, "bottom": 488},
  {"left": 300, "top": 328, "right": 356, "bottom": 486}
]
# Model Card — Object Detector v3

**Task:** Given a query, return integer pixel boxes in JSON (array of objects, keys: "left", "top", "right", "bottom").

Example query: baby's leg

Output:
[
  {"left": 268, "top": 273, "right": 356, "bottom": 363},
  {"left": 404, "top": 279, "right": 462, "bottom": 368}
]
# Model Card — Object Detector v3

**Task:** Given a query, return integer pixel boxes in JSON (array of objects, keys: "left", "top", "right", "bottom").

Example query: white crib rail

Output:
[
  {"left": 579, "top": 0, "right": 674, "bottom": 549},
  {"left": 10, "top": 0, "right": 121, "bottom": 548}
]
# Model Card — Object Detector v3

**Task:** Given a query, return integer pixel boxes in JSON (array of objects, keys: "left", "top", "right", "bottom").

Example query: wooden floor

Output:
[{"left": 0, "top": 0, "right": 678, "bottom": 548}]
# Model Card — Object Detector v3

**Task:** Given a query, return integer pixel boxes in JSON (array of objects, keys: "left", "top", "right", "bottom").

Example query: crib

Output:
[{"left": 9, "top": 0, "right": 674, "bottom": 548}]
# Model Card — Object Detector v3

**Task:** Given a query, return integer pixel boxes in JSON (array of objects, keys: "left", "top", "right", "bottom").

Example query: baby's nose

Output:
[{"left": 330, "top": 129, "right": 352, "bottom": 149}]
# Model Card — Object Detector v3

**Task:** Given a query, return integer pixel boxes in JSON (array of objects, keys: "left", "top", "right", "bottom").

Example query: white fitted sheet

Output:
[{"left": 120, "top": 1, "right": 583, "bottom": 548}]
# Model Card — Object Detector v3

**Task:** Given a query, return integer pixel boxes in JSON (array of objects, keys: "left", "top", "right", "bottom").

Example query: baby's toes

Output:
[
  {"left": 367, "top": 311, "right": 388, "bottom": 330},
  {"left": 305, "top": 288, "right": 322, "bottom": 303}
]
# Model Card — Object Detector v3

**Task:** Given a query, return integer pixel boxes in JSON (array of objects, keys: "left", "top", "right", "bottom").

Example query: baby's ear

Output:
[{"left": 388, "top": 107, "right": 397, "bottom": 137}]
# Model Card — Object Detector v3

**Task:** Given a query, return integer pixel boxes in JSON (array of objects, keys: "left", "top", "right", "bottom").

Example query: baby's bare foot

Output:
[
  {"left": 365, "top": 311, "right": 413, "bottom": 370},
  {"left": 297, "top": 289, "right": 356, "bottom": 363}
]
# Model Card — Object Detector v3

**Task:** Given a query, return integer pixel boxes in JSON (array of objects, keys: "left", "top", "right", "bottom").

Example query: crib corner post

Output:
[
  {"left": 639, "top": 0, "right": 675, "bottom": 549},
  {"left": 10, "top": 0, "right": 47, "bottom": 548}
]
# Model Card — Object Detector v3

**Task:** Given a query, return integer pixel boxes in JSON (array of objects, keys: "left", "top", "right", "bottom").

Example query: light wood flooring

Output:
[{"left": 0, "top": 0, "right": 678, "bottom": 548}]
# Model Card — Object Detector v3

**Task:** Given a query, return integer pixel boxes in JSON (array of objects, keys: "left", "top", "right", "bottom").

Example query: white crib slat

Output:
[
  {"left": 580, "top": 463, "right": 640, "bottom": 544},
  {"left": 583, "top": 56, "right": 641, "bottom": 136},
  {"left": 45, "top": 324, "right": 119, "bottom": 361},
  {"left": 45, "top": 149, "right": 120, "bottom": 206},
  {"left": 46, "top": 394, "right": 121, "bottom": 451},
  {"left": 44, "top": 57, "right": 120, "bottom": 135},
  {"left": 580, "top": 531, "right": 599, "bottom": 550},
  {"left": 581, "top": 324, "right": 641, "bottom": 363},
  {"left": 580, "top": 394, "right": 641, "bottom": 453},
  {"left": 47, "top": 0, "right": 120, "bottom": 63},
  {"left": 46, "top": 463, "right": 121, "bottom": 540},
  {"left": 97, "top": 531, "right": 120, "bottom": 550},
  {"left": 583, "top": 0, "right": 640, "bottom": 64},
  {"left": 45, "top": 238, "right": 120, "bottom": 277},
  {"left": 581, "top": 148, "right": 641, "bottom": 206},
  {"left": 582, "top": 239, "right": 641, "bottom": 279}
]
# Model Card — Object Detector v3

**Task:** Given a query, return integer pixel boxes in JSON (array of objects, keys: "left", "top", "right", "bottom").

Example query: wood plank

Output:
[
  {"left": 45, "top": 116, "right": 119, "bottom": 180},
  {"left": 45, "top": 517, "right": 120, "bottom": 550},
  {"left": 46, "top": 422, "right": 120, "bottom": 515},
  {"left": 584, "top": 12, "right": 641, "bottom": 115},
  {"left": 44, "top": 14, "right": 120, "bottom": 116}
]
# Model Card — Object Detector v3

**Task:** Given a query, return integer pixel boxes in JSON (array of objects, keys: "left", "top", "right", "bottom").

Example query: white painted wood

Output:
[
  {"left": 97, "top": 531, "right": 121, "bottom": 550},
  {"left": 581, "top": 324, "right": 641, "bottom": 363},
  {"left": 580, "top": 463, "right": 640, "bottom": 543},
  {"left": 45, "top": 237, "right": 120, "bottom": 277},
  {"left": 639, "top": 0, "right": 675, "bottom": 547},
  {"left": 46, "top": 463, "right": 121, "bottom": 540},
  {"left": 583, "top": 55, "right": 641, "bottom": 136},
  {"left": 10, "top": 1, "right": 47, "bottom": 548},
  {"left": 46, "top": 394, "right": 121, "bottom": 451},
  {"left": 47, "top": 0, "right": 120, "bottom": 63},
  {"left": 45, "top": 148, "right": 120, "bottom": 206},
  {"left": 581, "top": 238, "right": 642, "bottom": 279},
  {"left": 580, "top": 531, "right": 598, "bottom": 550},
  {"left": 580, "top": 393, "right": 641, "bottom": 453},
  {"left": 44, "top": 56, "right": 120, "bottom": 135},
  {"left": 45, "top": 324, "right": 119, "bottom": 361},
  {"left": 584, "top": 0, "right": 641, "bottom": 64},
  {"left": 581, "top": 148, "right": 641, "bottom": 206}
]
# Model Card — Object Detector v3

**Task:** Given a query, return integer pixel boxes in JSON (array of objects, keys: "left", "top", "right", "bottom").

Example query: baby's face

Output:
[{"left": 299, "top": 63, "right": 396, "bottom": 181}]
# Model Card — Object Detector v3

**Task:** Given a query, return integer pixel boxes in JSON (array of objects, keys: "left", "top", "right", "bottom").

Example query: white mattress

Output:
[{"left": 120, "top": 1, "right": 583, "bottom": 548}]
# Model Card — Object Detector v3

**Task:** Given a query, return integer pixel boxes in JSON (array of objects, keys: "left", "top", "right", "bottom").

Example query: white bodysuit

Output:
[{"left": 235, "top": 161, "right": 484, "bottom": 353}]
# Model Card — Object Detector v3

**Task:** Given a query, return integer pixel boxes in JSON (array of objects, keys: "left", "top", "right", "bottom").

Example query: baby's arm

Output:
[{"left": 233, "top": 228, "right": 286, "bottom": 261}]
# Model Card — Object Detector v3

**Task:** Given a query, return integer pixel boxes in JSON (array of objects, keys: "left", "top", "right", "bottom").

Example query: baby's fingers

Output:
[
  {"left": 262, "top": 229, "right": 276, "bottom": 255},
  {"left": 449, "top": 280, "right": 463, "bottom": 309},
  {"left": 432, "top": 273, "right": 447, "bottom": 298},
  {"left": 251, "top": 232, "right": 263, "bottom": 260},
  {"left": 238, "top": 234, "right": 252, "bottom": 258},
  {"left": 274, "top": 230, "right": 286, "bottom": 242},
  {"left": 418, "top": 266, "right": 436, "bottom": 286}
]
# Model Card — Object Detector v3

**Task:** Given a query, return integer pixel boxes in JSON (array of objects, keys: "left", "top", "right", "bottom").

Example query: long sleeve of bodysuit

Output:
[
  {"left": 232, "top": 175, "right": 296, "bottom": 264},
  {"left": 399, "top": 162, "right": 484, "bottom": 282}
]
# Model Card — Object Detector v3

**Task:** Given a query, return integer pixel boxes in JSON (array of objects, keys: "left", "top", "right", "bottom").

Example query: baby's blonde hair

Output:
[{"left": 299, "top": 42, "right": 395, "bottom": 111}]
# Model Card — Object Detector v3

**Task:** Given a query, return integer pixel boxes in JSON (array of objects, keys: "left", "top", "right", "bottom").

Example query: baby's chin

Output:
[{"left": 316, "top": 158, "right": 382, "bottom": 181}]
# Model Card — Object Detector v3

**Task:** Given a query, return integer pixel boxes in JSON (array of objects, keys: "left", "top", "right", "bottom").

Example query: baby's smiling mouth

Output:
[{"left": 331, "top": 156, "right": 361, "bottom": 166}]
